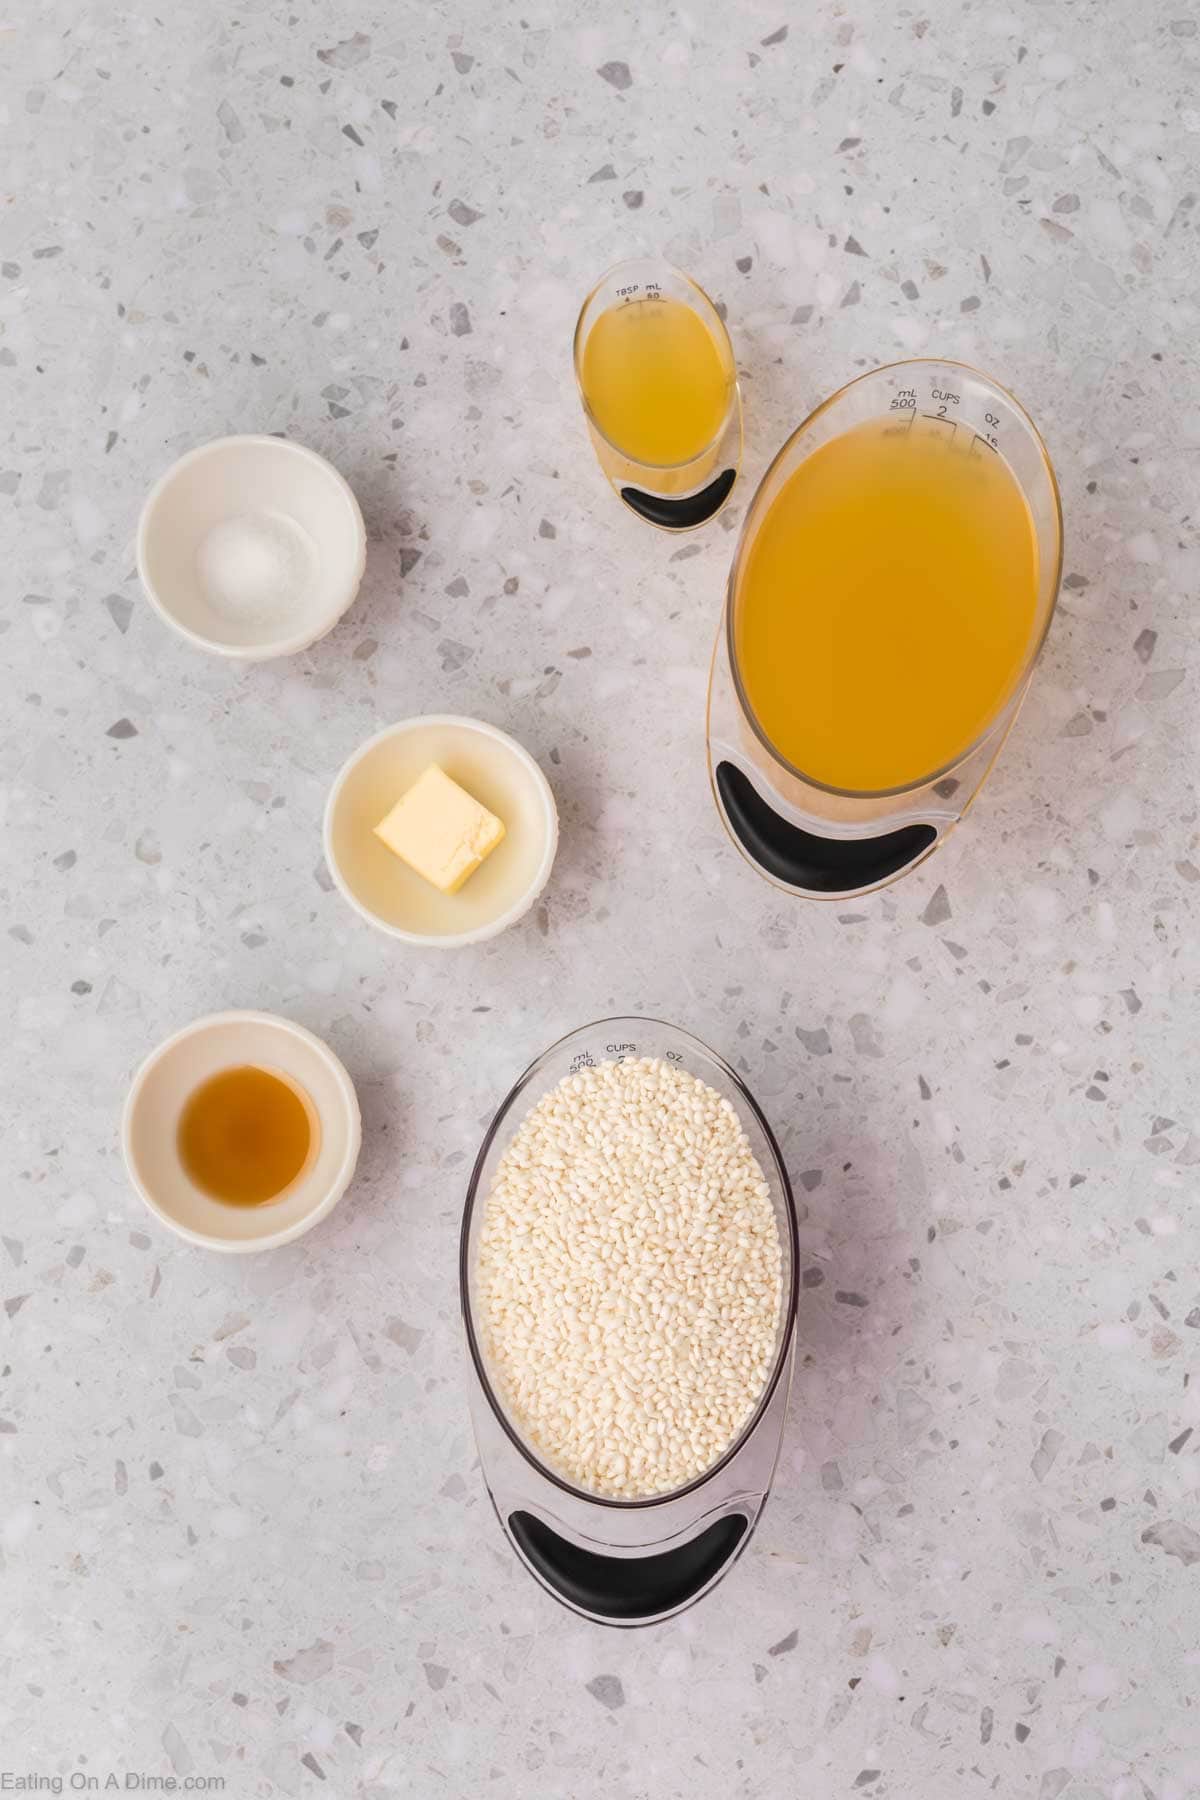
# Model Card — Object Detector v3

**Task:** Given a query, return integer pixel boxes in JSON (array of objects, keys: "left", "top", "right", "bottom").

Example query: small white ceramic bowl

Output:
[
  {"left": 324, "top": 715, "right": 558, "bottom": 947},
  {"left": 122, "top": 1011, "right": 361, "bottom": 1252},
  {"left": 137, "top": 435, "right": 367, "bottom": 659}
]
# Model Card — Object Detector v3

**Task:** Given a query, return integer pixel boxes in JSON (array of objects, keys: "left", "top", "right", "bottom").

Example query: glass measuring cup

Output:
[
  {"left": 707, "top": 358, "right": 1062, "bottom": 899},
  {"left": 460, "top": 1016, "right": 798, "bottom": 1625},
  {"left": 573, "top": 258, "right": 743, "bottom": 531}
]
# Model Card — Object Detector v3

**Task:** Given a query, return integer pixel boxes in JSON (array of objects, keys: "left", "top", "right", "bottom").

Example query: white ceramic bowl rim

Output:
[
  {"left": 121, "top": 1009, "right": 362, "bottom": 1252},
  {"left": 323, "top": 715, "right": 559, "bottom": 948},
  {"left": 135, "top": 433, "right": 367, "bottom": 660}
]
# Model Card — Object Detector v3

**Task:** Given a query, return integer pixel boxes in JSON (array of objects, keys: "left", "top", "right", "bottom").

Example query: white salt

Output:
[{"left": 196, "top": 510, "right": 317, "bottom": 626}]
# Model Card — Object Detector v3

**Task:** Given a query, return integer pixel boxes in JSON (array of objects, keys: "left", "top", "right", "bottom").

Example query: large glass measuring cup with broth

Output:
[
  {"left": 574, "top": 259, "right": 742, "bottom": 531},
  {"left": 707, "top": 360, "right": 1062, "bottom": 899}
]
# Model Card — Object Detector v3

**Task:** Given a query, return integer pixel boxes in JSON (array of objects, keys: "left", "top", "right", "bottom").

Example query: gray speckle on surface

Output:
[
  {"left": 1139, "top": 668, "right": 1185, "bottom": 703},
  {"left": 849, "top": 1013, "right": 883, "bottom": 1058},
  {"left": 898, "top": 1387, "right": 934, "bottom": 1444},
  {"left": 1141, "top": 1521, "right": 1200, "bottom": 1566},
  {"left": 216, "top": 99, "right": 244, "bottom": 144},
  {"left": 1031, "top": 1428, "right": 1065, "bottom": 1481},
  {"left": 921, "top": 885, "right": 951, "bottom": 926},
  {"left": 160, "top": 1725, "right": 191, "bottom": 1777},
  {"left": 103, "top": 593, "right": 133, "bottom": 634},
  {"left": 318, "top": 32, "right": 372, "bottom": 68},
  {"left": 768, "top": 1627, "right": 799, "bottom": 1654},
  {"left": 385, "top": 1316, "right": 423, "bottom": 1354},
  {"left": 597, "top": 60, "right": 632, "bottom": 91},
  {"left": 586, "top": 1674, "right": 625, "bottom": 1708},
  {"left": 274, "top": 1640, "right": 335, "bottom": 1685}
]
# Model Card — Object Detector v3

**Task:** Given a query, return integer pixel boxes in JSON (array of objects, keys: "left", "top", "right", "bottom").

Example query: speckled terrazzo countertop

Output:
[{"left": 4, "top": 2, "right": 1200, "bottom": 1795}]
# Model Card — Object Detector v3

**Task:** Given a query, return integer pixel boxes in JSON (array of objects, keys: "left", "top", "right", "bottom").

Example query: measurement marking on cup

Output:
[
  {"left": 970, "top": 432, "right": 1000, "bottom": 456},
  {"left": 921, "top": 411, "right": 959, "bottom": 432}
]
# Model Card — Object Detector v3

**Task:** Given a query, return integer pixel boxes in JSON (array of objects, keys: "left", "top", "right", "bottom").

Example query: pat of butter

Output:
[{"left": 373, "top": 763, "right": 505, "bottom": 895}]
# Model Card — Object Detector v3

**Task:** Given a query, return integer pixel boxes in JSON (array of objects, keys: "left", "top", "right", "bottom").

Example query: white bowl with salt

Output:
[{"left": 137, "top": 435, "right": 367, "bottom": 659}]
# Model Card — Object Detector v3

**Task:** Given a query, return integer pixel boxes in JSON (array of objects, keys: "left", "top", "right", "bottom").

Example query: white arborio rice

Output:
[{"left": 476, "top": 1055, "right": 783, "bottom": 1500}]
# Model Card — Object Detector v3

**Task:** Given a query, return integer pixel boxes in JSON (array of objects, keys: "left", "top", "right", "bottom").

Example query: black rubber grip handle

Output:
[
  {"left": 620, "top": 467, "right": 737, "bottom": 530},
  {"left": 716, "top": 761, "right": 937, "bottom": 895},
  {"left": 509, "top": 1510, "right": 747, "bottom": 1624}
]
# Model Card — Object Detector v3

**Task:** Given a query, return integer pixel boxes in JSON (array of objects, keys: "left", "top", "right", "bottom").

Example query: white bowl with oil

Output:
[
  {"left": 324, "top": 716, "right": 559, "bottom": 947},
  {"left": 137, "top": 435, "right": 367, "bottom": 659},
  {"left": 121, "top": 1011, "right": 361, "bottom": 1252}
]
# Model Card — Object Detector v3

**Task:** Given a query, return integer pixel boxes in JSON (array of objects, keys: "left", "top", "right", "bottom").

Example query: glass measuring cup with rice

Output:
[{"left": 461, "top": 1018, "right": 798, "bottom": 1626}]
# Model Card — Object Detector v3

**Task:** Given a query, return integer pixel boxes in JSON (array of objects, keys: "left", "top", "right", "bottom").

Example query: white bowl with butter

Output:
[
  {"left": 323, "top": 716, "right": 559, "bottom": 947},
  {"left": 137, "top": 435, "right": 367, "bottom": 659}
]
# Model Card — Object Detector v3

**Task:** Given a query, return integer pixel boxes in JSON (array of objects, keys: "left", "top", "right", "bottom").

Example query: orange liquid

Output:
[
  {"left": 581, "top": 296, "right": 731, "bottom": 466},
  {"left": 734, "top": 416, "right": 1040, "bottom": 791},
  {"left": 178, "top": 1065, "right": 315, "bottom": 1206}
]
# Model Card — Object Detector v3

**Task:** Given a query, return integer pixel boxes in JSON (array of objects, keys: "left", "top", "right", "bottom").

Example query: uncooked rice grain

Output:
[{"left": 476, "top": 1055, "right": 783, "bottom": 1499}]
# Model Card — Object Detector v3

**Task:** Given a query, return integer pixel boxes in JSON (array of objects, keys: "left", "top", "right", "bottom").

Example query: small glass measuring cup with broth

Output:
[{"left": 574, "top": 258, "right": 742, "bottom": 530}]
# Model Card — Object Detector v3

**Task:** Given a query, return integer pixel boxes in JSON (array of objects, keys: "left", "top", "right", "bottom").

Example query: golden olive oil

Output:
[{"left": 178, "top": 1065, "right": 316, "bottom": 1206}]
